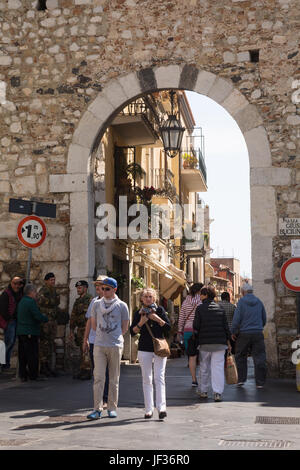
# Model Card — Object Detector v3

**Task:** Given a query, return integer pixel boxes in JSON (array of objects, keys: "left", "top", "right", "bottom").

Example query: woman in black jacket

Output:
[
  {"left": 130, "top": 288, "right": 170, "bottom": 420},
  {"left": 193, "top": 286, "right": 231, "bottom": 402}
]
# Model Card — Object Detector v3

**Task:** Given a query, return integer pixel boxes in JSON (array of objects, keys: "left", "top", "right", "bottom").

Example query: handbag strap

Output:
[
  {"left": 145, "top": 322, "right": 155, "bottom": 339},
  {"left": 184, "top": 302, "right": 198, "bottom": 328}
]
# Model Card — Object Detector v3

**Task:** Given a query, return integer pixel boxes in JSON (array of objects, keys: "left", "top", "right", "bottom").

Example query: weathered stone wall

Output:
[{"left": 0, "top": 0, "right": 299, "bottom": 376}]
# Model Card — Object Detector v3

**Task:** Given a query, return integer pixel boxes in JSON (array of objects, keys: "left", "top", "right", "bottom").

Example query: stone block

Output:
[
  {"left": 250, "top": 167, "right": 291, "bottom": 186},
  {"left": 49, "top": 174, "right": 88, "bottom": 193},
  {"left": 102, "top": 79, "right": 129, "bottom": 109},
  {"left": 11, "top": 176, "right": 36, "bottom": 195},
  {"left": 234, "top": 104, "right": 263, "bottom": 133},
  {"left": 155, "top": 65, "right": 182, "bottom": 91},
  {"left": 72, "top": 110, "right": 102, "bottom": 149},
  {"left": 0, "top": 181, "right": 10, "bottom": 193},
  {"left": 207, "top": 77, "right": 233, "bottom": 105},
  {"left": 88, "top": 95, "right": 114, "bottom": 126},
  {"left": 0, "top": 221, "right": 18, "bottom": 238},
  {"left": 194, "top": 70, "right": 216, "bottom": 96},
  {"left": 244, "top": 126, "right": 272, "bottom": 169},
  {"left": 67, "top": 144, "right": 91, "bottom": 174},
  {"left": 251, "top": 235, "right": 274, "bottom": 281},
  {"left": 222, "top": 89, "right": 248, "bottom": 117},
  {"left": 34, "top": 237, "right": 69, "bottom": 262},
  {"left": 118, "top": 72, "right": 142, "bottom": 100},
  {"left": 250, "top": 186, "right": 277, "bottom": 237},
  {"left": 70, "top": 192, "right": 90, "bottom": 225}
]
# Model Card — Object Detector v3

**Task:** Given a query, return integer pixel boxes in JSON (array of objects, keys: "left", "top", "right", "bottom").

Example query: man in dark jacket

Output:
[
  {"left": 0, "top": 276, "right": 24, "bottom": 370},
  {"left": 231, "top": 282, "right": 267, "bottom": 388},
  {"left": 193, "top": 285, "right": 231, "bottom": 402},
  {"left": 17, "top": 284, "right": 48, "bottom": 381}
]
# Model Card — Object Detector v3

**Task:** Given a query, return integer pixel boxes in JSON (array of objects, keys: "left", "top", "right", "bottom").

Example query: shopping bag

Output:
[{"left": 225, "top": 352, "right": 238, "bottom": 384}]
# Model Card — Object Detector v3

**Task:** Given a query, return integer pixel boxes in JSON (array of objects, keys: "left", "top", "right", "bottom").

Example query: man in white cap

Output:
[{"left": 231, "top": 282, "right": 267, "bottom": 389}]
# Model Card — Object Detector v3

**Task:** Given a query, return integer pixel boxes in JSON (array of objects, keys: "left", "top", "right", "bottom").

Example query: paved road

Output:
[{"left": 0, "top": 356, "right": 299, "bottom": 451}]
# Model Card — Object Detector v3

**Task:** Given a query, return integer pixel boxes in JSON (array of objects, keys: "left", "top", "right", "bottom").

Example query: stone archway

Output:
[{"left": 50, "top": 64, "right": 291, "bottom": 374}]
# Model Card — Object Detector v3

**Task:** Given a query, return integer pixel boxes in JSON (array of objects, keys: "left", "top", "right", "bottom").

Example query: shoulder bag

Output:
[{"left": 145, "top": 322, "right": 170, "bottom": 358}]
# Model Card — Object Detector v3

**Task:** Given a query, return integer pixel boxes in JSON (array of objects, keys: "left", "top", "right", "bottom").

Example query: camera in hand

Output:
[{"left": 142, "top": 303, "right": 157, "bottom": 316}]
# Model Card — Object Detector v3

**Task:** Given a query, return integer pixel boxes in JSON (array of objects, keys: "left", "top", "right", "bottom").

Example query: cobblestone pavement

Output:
[{"left": 0, "top": 356, "right": 299, "bottom": 451}]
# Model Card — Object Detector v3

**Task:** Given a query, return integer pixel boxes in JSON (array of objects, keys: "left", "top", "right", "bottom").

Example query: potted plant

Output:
[{"left": 182, "top": 152, "right": 198, "bottom": 169}]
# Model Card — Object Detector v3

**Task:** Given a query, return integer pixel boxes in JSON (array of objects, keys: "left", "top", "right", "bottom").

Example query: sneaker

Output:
[
  {"left": 192, "top": 381, "right": 198, "bottom": 387},
  {"left": 237, "top": 382, "right": 245, "bottom": 387},
  {"left": 197, "top": 391, "right": 208, "bottom": 399},
  {"left": 87, "top": 410, "right": 102, "bottom": 420},
  {"left": 144, "top": 412, "right": 153, "bottom": 419},
  {"left": 158, "top": 411, "right": 167, "bottom": 420},
  {"left": 107, "top": 410, "right": 117, "bottom": 418},
  {"left": 214, "top": 393, "right": 222, "bottom": 402}
]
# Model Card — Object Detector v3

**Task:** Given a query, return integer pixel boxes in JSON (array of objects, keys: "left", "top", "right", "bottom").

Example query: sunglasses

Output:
[{"left": 101, "top": 286, "right": 112, "bottom": 291}]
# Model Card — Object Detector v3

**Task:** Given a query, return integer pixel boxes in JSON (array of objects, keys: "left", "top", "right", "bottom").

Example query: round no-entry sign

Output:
[
  {"left": 280, "top": 258, "right": 300, "bottom": 292},
  {"left": 17, "top": 215, "right": 47, "bottom": 249}
]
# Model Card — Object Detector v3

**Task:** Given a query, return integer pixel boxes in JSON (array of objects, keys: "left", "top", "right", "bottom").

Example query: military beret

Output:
[
  {"left": 75, "top": 280, "right": 88, "bottom": 288},
  {"left": 44, "top": 272, "right": 55, "bottom": 281}
]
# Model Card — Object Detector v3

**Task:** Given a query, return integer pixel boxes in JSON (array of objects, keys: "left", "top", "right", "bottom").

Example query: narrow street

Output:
[{"left": 0, "top": 356, "right": 299, "bottom": 451}]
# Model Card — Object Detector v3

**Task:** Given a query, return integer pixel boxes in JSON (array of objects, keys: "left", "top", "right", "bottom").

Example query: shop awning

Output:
[{"left": 140, "top": 253, "right": 187, "bottom": 299}]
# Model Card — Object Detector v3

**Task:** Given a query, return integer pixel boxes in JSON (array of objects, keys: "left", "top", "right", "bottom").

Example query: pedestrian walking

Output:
[
  {"left": 83, "top": 275, "right": 109, "bottom": 407},
  {"left": 0, "top": 276, "right": 24, "bottom": 370},
  {"left": 130, "top": 288, "right": 171, "bottom": 420},
  {"left": 69, "top": 280, "right": 93, "bottom": 380},
  {"left": 231, "top": 283, "right": 267, "bottom": 389},
  {"left": 218, "top": 291, "right": 236, "bottom": 354},
  {"left": 177, "top": 283, "right": 203, "bottom": 387},
  {"left": 37, "top": 273, "right": 60, "bottom": 377},
  {"left": 16, "top": 284, "right": 48, "bottom": 382},
  {"left": 87, "top": 277, "right": 129, "bottom": 420},
  {"left": 193, "top": 286, "right": 231, "bottom": 402}
]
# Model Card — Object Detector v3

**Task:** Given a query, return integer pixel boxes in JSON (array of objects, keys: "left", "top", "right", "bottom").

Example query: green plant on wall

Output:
[{"left": 131, "top": 275, "right": 146, "bottom": 289}]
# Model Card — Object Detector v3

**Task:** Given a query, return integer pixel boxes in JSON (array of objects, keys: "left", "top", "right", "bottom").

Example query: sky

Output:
[{"left": 186, "top": 91, "right": 252, "bottom": 279}]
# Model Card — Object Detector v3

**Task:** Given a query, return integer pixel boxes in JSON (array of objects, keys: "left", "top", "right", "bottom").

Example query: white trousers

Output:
[
  {"left": 199, "top": 350, "right": 226, "bottom": 394},
  {"left": 138, "top": 350, "right": 167, "bottom": 414}
]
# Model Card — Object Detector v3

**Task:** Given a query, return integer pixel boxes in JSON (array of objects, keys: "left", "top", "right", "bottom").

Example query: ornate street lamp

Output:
[{"left": 159, "top": 90, "right": 185, "bottom": 159}]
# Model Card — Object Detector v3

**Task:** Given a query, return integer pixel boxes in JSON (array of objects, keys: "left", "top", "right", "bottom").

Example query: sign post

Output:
[
  {"left": 17, "top": 214, "right": 47, "bottom": 282},
  {"left": 10, "top": 198, "right": 56, "bottom": 283},
  {"left": 281, "top": 258, "right": 300, "bottom": 390}
]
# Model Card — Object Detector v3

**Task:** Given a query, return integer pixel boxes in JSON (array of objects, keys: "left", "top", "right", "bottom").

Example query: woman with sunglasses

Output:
[{"left": 130, "top": 288, "right": 171, "bottom": 420}]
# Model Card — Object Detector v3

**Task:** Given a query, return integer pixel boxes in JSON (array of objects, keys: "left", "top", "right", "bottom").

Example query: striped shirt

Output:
[
  {"left": 178, "top": 294, "right": 202, "bottom": 334},
  {"left": 218, "top": 300, "right": 236, "bottom": 329}
]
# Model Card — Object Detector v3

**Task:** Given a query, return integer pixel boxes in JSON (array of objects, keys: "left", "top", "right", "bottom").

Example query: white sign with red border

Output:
[
  {"left": 280, "top": 258, "right": 300, "bottom": 292},
  {"left": 17, "top": 215, "right": 47, "bottom": 249}
]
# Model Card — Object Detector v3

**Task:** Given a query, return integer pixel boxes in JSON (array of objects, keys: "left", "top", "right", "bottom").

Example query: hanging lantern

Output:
[{"left": 159, "top": 91, "right": 185, "bottom": 158}]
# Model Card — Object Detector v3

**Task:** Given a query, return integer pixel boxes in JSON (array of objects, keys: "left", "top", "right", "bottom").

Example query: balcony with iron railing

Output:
[{"left": 180, "top": 148, "right": 207, "bottom": 193}]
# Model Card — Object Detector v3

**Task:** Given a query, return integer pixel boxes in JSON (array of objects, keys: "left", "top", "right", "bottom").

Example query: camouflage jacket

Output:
[
  {"left": 37, "top": 285, "right": 60, "bottom": 318},
  {"left": 70, "top": 293, "right": 93, "bottom": 331}
]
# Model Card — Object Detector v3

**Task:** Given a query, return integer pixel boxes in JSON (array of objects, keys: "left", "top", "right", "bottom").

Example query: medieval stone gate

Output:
[{"left": 1, "top": 0, "right": 299, "bottom": 376}]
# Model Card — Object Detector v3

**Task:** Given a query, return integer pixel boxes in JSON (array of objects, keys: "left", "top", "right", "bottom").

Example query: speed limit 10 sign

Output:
[{"left": 17, "top": 215, "right": 47, "bottom": 249}]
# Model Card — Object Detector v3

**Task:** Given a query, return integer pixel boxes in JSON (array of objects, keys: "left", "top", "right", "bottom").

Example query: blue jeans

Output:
[
  {"left": 4, "top": 320, "right": 17, "bottom": 368},
  {"left": 89, "top": 343, "right": 109, "bottom": 402}
]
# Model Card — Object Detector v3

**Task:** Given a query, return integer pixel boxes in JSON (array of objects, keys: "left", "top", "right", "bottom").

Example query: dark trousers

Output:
[
  {"left": 235, "top": 332, "right": 267, "bottom": 386},
  {"left": 18, "top": 335, "right": 39, "bottom": 380},
  {"left": 89, "top": 343, "right": 109, "bottom": 402}
]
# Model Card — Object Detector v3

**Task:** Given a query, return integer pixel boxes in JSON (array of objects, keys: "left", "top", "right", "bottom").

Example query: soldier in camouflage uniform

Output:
[
  {"left": 38, "top": 273, "right": 60, "bottom": 377},
  {"left": 69, "top": 280, "right": 93, "bottom": 380}
]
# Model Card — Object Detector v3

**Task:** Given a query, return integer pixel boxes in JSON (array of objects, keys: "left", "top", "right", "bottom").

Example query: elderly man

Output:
[
  {"left": 0, "top": 276, "right": 24, "bottom": 370},
  {"left": 231, "top": 283, "right": 267, "bottom": 389},
  {"left": 17, "top": 284, "right": 48, "bottom": 382}
]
